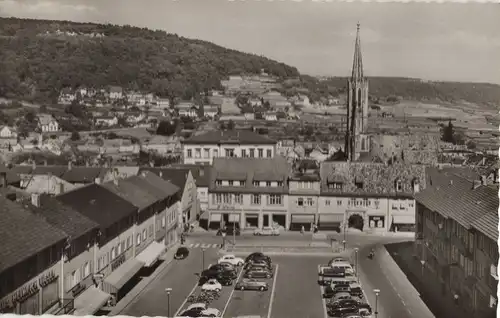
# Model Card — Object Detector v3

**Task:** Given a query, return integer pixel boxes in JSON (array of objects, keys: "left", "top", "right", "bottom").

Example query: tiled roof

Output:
[
  {"left": 416, "top": 170, "right": 498, "bottom": 232},
  {"left": 139, "top": 167, "right": 189, "bottom": 189},
  {"left": 101, "top": 176, "right": 158, "bottom": 210},
  {"left": 182, "top": 130, "right": 276, "bottom": 145},
  {"left": 62, "top": 167, "right": 109, "bottom": 184},
  {"left": 0, "top": 194, "right": 67, "bottom": 273},
  {"left": 471, "top": 211, "right": 498, "bottom": 241},
  {"left": 210, "top": 157, "right": 291, "bottom": 194},
  {"left": 56, "top": 184, "right": 137, "bottom": 228},
  {"left": 32, "top": 165, "right": 68, "bottom": 177},
  {"left": 26, "top": 195, "right": 99, "bottom": 240},
  {"left": 319, "top": 162, "right": 425, "bottom": 197},
  {"left": 169, "top": 164, "right": 211, "bottom": 187},
  {"left": 134, "top": 171, "right": 180, "bottom": 200}
]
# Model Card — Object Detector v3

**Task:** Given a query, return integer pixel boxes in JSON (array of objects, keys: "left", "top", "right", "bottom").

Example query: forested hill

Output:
[{"left": 0, "top": 17, "right": 299, "bottom": 102}]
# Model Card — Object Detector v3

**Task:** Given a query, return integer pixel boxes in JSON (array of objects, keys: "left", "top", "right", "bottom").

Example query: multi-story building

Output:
[
  {"left": 318, "top": 162, "right": 424, "bottom": 233},
  {"left": 182, "top": 130, "right": 277, "bottom": 165},
  {"left": 206, "top": 157, "right": 290, "bottom": 230},
  {"left": 0, "top": 193, "right": 68, "bottom": 315},
  {"left": 169, "top": 164, "right": 211, "bottom": 214},
  {"left": 415, "top": 168, "right": 498, "bottom": 318}
]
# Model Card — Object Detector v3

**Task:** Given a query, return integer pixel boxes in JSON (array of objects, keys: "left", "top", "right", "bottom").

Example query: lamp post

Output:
[
  {"left": 373, "top": 288, "right": 380, "bottom": 318},
  {"left": 354, "top": 247, "right": 359, "bottom": 282},
  {"left": 343, "top": 221, "right": 347, "bottom": 250},
  {"left": 165, "top": 288, "right": 172, "bottom": 317},
  {"left": 202, "top": 248, "right": 206, "bottom": 271}
]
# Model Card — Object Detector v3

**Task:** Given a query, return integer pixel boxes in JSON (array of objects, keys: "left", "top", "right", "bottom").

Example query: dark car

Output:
[
  {"left": 174, "top": 247, "right": 189, "bottom": 260},
  {"left": 245, "top": 252, "right": 272, "bottom": 264},
  {"left": 323, "top": 285, "right": 352, "bottom": 299},
  {"left": 179, "top": 308, "right": 203, "bottom": 317},
  {"left": 327, "top": 305, "right": 359, "bottom": 317},
  {"left": 244, "top": 259, "right": 272, "bottom": 270},
  {"left": 217, "top": 275, "right": 234, "bottom": 286},
  {"left": 244, "top": 267, "right": 273, "bottom": 279},
  {"left": 327, "top": 298, "right": 359, "bottom": 309},
  {"left": 216, "top": 225, "right": 241, "bottom": 236}
]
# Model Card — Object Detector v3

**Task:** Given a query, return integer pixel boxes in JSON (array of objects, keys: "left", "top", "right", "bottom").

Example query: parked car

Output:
[
  {"left": 327, "top": 298, "right": 359, "bottom": 310},
  {"left": 199, "top": 270, "right": 236, "bottom": 285},
  {"left": 218, "top": 254, "right": 244, "bottom": 266},
  {"left": 201, "top": 279, "right": 222, "bottom": 292},
  {"left": 323, "top": 285, "right": 351, "bottom": 299},
  {"left": 245, "top": 252, "right": 272, "bottom": 264},
  {"left": 253, "top": 227, "right": 280, "bottom": 236},
  {"left": 217, "top": 262, "right": 236, "bottom": 272},
  {"left": 328, "top": 257, "right": 349, "bottom": 265},
  {"left": 178, "top": 308, "right": 203, "bottom": 317},
  {"left": 332, "top": 292, "right": 353, "bottom": 303},
  {"left": 184, "top": 303, "right": 221, "bottom": 317},
  {"left": 216, "top": 275, "right": 234, "bottom": 286},
  {"left": 174, "top": 247, "right": 189, "bottom": 260},
  {"left": 327, "top": 305, "right": 359, "bottom": 317},
  {"left": 244, "top": 259, "right": 272, "bottom": 270},
  {"left": 244, "top": 267, "right": 273, "bottom": 279},
  {"left": 216, "top": 226, "right": 240, "bottom": 236},
  {"left": 235, "top": 278, "right": 269, "bottom": 291}
]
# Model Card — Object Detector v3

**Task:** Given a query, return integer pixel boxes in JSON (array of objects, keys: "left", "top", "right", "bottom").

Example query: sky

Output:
[{"left": 1, "top": 0, "right": 499, "bottom": 84}]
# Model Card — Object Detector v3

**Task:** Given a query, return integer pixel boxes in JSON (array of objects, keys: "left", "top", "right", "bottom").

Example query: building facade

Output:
[
  {"left": 207, "top": 157, "right": 290, "bottom": 230},
  {"left": 182, "top": 130, "right": 277, "bottom": 165},
  {"left": 288, "top": 169, "right": 321, "bottom": 231}
]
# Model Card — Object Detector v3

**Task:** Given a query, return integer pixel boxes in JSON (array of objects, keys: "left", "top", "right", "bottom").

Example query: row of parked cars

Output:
[{"left": 318, "top": 257, "right": 373, "bottom": 318}]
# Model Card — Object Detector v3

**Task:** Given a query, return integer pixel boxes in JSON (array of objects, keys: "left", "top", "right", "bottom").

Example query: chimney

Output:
[
  {"left": 94, "top": 177, "right": 101, "bottom": 184},
  {"left": 56, "top": 182, "right": 64, "bottom": 195},
  {"left": 31, "top": 193, "right": 40, "bottom": 207},
  {"left": 473, "top": 180, "right": 482, "bottom": 189},
  {"left": 0, "top": 172, "right": 7, "bottom": 188},
  {"left": 481, "top": 175, "right": 487, "bottom": 185},
  {"left": 68, "top": 161, "right": 72, "bottom": 170}
]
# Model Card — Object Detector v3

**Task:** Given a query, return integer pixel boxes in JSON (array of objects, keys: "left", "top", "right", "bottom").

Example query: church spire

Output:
[{"left": 351, "top": 22, "right": 364, "bottom": 81}]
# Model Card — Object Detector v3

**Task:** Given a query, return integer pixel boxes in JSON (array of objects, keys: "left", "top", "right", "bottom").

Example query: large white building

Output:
[{"left": 182, "top": 130, "right": 277, "bottom": 165}]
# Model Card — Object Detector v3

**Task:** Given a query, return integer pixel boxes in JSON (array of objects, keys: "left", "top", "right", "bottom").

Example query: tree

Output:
[
  {"left": 441, "top": 121, "right": 455, "bottom": 143},
  {"left": 24, "top": 111, "right": 36, "bottom": 123},
  {"left": 156, "top": 121, "right": 177, "bottom": 136},
  {"left": 71, "top": 131, "right": 81, "bottom": 141},
  {"left": 466, "top": 140, "right": 477, "bottom": 150}
]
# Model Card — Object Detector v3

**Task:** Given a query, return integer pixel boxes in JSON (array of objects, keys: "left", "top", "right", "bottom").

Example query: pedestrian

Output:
[
  {"left": 300, "top": 225, "right": 305, "bottom": 234},
  {"left": 454, "top": 294, "right": 459, "bottom": 305}
]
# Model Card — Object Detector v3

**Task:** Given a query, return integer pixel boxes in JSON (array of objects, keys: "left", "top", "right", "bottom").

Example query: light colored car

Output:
[
  {"left": 328, "top": 257, "right": 349, "bottom": 265},
  {"left": 218, "top": 254, "right": 244, "bottom": 266},
  {"left": 235, "top": 278, "right": 269, "bottom": 291},
  {"left": 201, "top": 279, "right": 222, "bottom": 292},
  {"left": 185, "top": 303, "right": 221, "bottom": 317},
  {"left": 253, "top": 227, "right": 280, "bottom": 236}
]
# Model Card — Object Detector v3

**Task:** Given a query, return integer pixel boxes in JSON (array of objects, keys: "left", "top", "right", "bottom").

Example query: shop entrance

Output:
[
  {"left": 348, "top": 214, "right": 364, "bottom": 231},
  {"left": 272, "top": 214, "right": 286, "bottom": 229},
  {"left": 263, "top": 215, "right": 270, "bottom": 227},
  {"left": 245, "top": 214, "right": 258, "bottom": 228}
]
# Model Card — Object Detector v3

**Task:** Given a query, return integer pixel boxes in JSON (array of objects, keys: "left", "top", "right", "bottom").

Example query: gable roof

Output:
[
  {"left": 416, "top": 169, "right": 498, "bottom": 234},
  {"left": 182, "top": 129, "right": 276, "bottom": 145},
  {"left": 210, "top": 157, "right": 291, "bottom": 194},
  {"left": 471, "top": 211, "right": 498, "bottom": 242},
  {"left": 138, "top": 167, "right": 190, "bottom": 189},
  {"left": 56, "top": 184, "right": 137, "bottom": 228},
  {"left": 0, "top": 194, "right": 67, "bottom": 273},
  {"left": 26, "top": 195, "right": 99, "bottom": 240},
  {"left": 319, "top": 162, "right": 425, "bottom": 197},
  {"left": 169, "top": 164, "right": 211, "bottom": 187},
  {"left": 134, "top": 171, "right": 180, "bottom": 200},
  {"left": 62, "top": 167, "right": 109, "bottom": 184},
  {"left": 101, "top": 176, "right": 158, "bottom": 210}
]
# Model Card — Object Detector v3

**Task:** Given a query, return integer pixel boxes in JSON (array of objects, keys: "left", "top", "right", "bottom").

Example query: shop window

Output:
[{"left": 297, "top": 197, "right": 304, "bottom": 206}]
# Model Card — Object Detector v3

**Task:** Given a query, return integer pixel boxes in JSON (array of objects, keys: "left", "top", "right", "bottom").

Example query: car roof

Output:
[
  {"left": 187, "top": 303, "right": 207, "bottom": 309},
  {"left": 224, "top": 254, "right": 235, "bottom": 257},
  {"left": 331, "top": 261, "right": 351, "bottom": 266},
  {"left": 334, "top": 292, "right": 352, "bottom": 297}
]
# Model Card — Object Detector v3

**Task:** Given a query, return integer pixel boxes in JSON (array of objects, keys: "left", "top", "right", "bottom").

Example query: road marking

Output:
[
  {"left": 173, "top": 281, "right": 198, "bottom": 317},
  {"left": 267, "top": 264, "right": 279, "bottom": 318},
  {"left": 221, "top": 265, "right": 245, "bottom": 317},
  {"left": 318, "top": 265, "right": 328, "bottom": 318}
]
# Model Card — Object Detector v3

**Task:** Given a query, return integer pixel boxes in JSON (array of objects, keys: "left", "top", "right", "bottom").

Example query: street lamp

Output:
[
  {"left": 373, "top": 288, "right": 380, "bottom": 318},
  {"left": 202, "top": 247, "right": 207, "bottom": 271},
  {"left": 165, "top": 288, "right": 172, "bottom": 317},
  {"left": 343, "top": 221, "right": 347, "bottom": 250},
  {"left": 354, "top": 247, "right": 359, "bottom": 282},
  {"left": 342, "top": 239, "right": 346, "bottom": 251}
]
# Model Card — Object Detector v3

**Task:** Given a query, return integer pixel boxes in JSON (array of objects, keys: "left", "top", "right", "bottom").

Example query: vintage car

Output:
[
  {"left": 253, "top": 227, "right": 280, "bottom": 236},
  {"left": 235, "top": 278, "right": 269, "bottom": 291}
]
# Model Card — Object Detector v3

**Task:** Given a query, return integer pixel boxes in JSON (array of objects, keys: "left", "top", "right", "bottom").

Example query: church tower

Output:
[{"left": 345, "top": 23, "right": 370, "bottom": 161}]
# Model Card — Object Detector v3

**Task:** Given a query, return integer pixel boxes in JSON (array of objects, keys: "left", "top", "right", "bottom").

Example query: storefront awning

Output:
[
  {"left": 319, "top": 214, "right": 344, "bottom": 224},
  {"left": 228, "top": 214, "right": 240, "bottom": 222},
  {"left": 73, "top": 286, "right": 110, "bottom": 316},
  {"left": 210, "top": 213, "right": 221, "bottom": 222},
  {"left": 136, "top": 241, "right": 165, "bottom": 267},
  {"left": 291, "top": 215, "right": 315, "bottom": 223},
  {"left": 199, "top": 211, "right": 209, "bottom": 220},
  {"left": 103, "top": 258, "right": 144, "bottom": 293},
  {"left": 393, "top": 215, "right": 415, "bottom": 225}
]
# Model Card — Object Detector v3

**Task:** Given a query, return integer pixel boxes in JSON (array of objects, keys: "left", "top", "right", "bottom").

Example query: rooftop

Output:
[
  {"left": 56, "top": 184, "right": 137, "bottom": 228},
  {"left": 138, "top": 167, "right": 190, "bottom": 189},
  {"left": 169, "top": 164, "right": 211, "bottom": 187},
  {"left": 182, "top": 129, "right": 276, "bottom": 145},
  {"left": 101, "top": 176, "right": 158, "bottom": 210},
  {"left": 0, "top": 194, "right": 67, "bottom": 273},
  {"left": 134, "top": 171, "right": 180, "bottom": 201}
]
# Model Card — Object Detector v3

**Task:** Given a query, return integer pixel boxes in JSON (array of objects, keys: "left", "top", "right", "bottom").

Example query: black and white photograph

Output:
[{"left": 0, "top": 0, "right": 498, "bottom": 318}]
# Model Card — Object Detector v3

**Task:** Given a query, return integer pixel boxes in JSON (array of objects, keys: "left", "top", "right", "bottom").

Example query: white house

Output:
[
  {"left": 264, "top": 112, "right": 278, "bottom": 121},
  {"left": 37, "top": 115, "right": 60, "bottom": 133},
  {"left": 95, "top": 116, "right": 119, "bottom": 127},
  {"left": 177, "top": 103, "right": 198, "bottom": 118},
  {"left": 203, "top": 106, "right": 219, "bottom": 119},
  {"left": 0, "top": 126, "right": 17, "bottom": 138},
  {"left": 109, "top": 86, "right": 123, "bottom": 100}
]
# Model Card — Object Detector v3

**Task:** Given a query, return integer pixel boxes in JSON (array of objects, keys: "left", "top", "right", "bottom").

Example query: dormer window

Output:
[
  {"left": 266, "top": 181, "right": 271, "bottom": 187},
  {"left": 241, "top": 181, "right": 246, "bottom": 187},
  {"left": 328, "top": 182, "right": 343, "bottom": 190},
  {"left": 355, "top": 181, "right": 363, "bottom": 189},
  {"left": 252, "top": 181, "right": 259, "bottom": 187},
  {"left": 277, "top": 181, "right": 283, "bottom": 187},
  {"left": 395, "top": 179, "right": 403, "bottom": 192},
  {"left": 228, "top": 180, "right": 233, "bottom": 186},
  {"left": 412, "top": 178, "right": 420, "bottom": 193},
  {"left": 216, "top": 180, "right": 222, "bottom": 186}
]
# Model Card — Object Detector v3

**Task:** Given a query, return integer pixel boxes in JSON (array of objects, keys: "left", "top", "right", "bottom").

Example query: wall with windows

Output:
[
  {"left": 95, "top": 222, "right": 136, "bottom": 277},
  {"left": 474, "top": 232, "right": 498, "bottom": 313},
  {"left": 62, "top": 234, "right": 97, "bottom": 296},
  {"left": 179, "top": 172, "right": 198, "bottom": 225},
  {"left": 183, "top": 144, "right": 275, "bottom": 165},
  {"left": 134, "top": 208, "right": 156, "bottom": 256}
]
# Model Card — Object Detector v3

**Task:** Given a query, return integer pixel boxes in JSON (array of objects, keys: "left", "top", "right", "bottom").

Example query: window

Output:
[
  {"left": 214, "top": 149, "right": 219, "bottom": 158},
  {"left": 266, "top": 149, "right": 272, "bottom": 158},
  {"left": 203, "top": 148, "right": 210, "bottom": 158},
  {"left": 127, "top": 236, "right": 131, "bottom": 248},
  {"left": 355, "top": 182, "right": 363, "bottom": 189},
  {"left": 490, "top": 264, "right": 498, "bottom": 280},
  {"left": 142, "top": 229, "right": 147, "bottom": 240},
  {"left": 241, "top": 149, "right": 247, "bottom": 157},
  {"left": 249, "top": 149, "right": 255, "bottom": 158},
  {"left": 328, "top": 182, "right": 343, "bottom": 190},
  {"left": 307, "top": 198, "right": 313, "bottom": 206},
  {"left": 478, "top": 234, "right": 485, "bottom": 250},
  {"left": 268, "top": 195, "right": 282, "bottom": 205},
  {"left": 251, "top": 194, "right": 261, "bottom": 205},
  {"left": 161, "top": 216, "right": 166, "bottom": 228},
  {"left": 297, "top": 198, "right": 304, "bottom": 206},
  {"left": 222, "top": 193, "right": 232, "bottom": 204},
  {"left": 241, "top": 181, "right": 246, "bottom": 187},
  {"left": 195, "top": 148, "right": 201, "bottom": 158},
  {"left": 149, "top": 225, "right": 153, "bottom": 237},
  {"left": 214, "top": 193, "right": 222, "bottom": 204},
  {"left": 83, "top": 262, "right": 90, "bottom": 278},
  {"left": 277, "top": 181, "right": 283, "bottom": 187},
  {"left": 234, "top": 194, "right": 243, "bottom": 204},
  {"left": 337, "top": 200, "right": 342, "bottom": 206},
  {"left": 225, "top": 149, "right": 234, "bottom": 157},
  {"left": 396, "top": 180, "right": 403, "bottom": 192},
  {"left": 121, "top": 241, "right": 125, "bottom": 252},
  {"left": 326, "top": 200, "right": 330, "bottom": 206},
  {"left": 187, "top": 149, "right": 192, "bottom": 158},
  {"left": 266, "top": 181, "right": 271, "bottom": 187},
  {"left": 476, "top": 261, "right": 485, "bottom": 278},
  {"left": 137, "top": 234, "right": 141, "bottom": 245},
  {"left": 216, "top": 180, "right": 222, "bottom": 186},
  {"left": 252, "top": 181, "right": 259, "bottom": 187},
  {"left": 392, "top": 203, "right": 398, "bottom": 210},
  {"left": 111, "top": 247, "right": 116, "bottom": 260},
  {"left": 228, "top": 180, "right": 233, "bottom": 186},
  {"left": 258, "top": 148, "right": 263, "bottom": 158}
]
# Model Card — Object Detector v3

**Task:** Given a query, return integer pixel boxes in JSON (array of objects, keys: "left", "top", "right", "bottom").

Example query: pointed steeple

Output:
[{"left": 351, "top": 22, "right": 364, "bottom": 81}]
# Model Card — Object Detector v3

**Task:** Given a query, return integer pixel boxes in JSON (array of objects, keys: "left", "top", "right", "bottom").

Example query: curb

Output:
[{"left": 110, "top": 243, "right": 180, "bottom": 315}]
